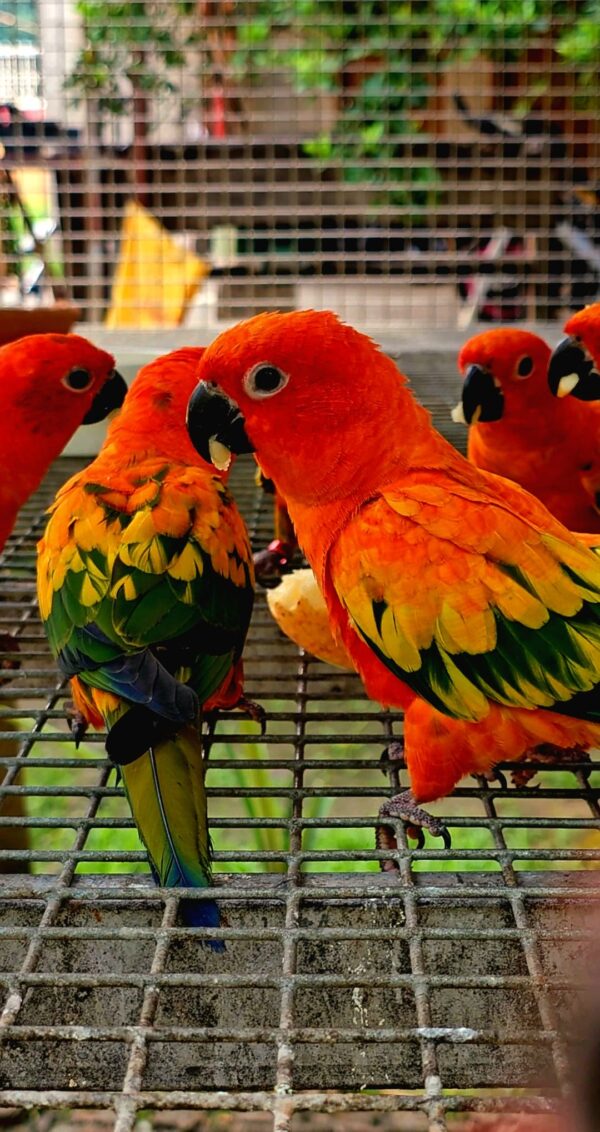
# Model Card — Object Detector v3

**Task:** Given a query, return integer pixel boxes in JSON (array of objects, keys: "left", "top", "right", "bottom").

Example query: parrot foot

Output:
[
  {"left": 376, "top": 789, "right": 451, "bottom": 862},
  {"left": 253, "top": 540, "right": 294, "bottom": 589},
  {"left": 0, "top": 633, "right": 19, "bottom": 682},
  {"left": 202, "top": 699, "right": 267, "bottom": 753},
  {"left": 235, "top": 696, "right": 267, "bottom": 735},
  {"left": 65, "top": 702, "right": 89, "bottom": 749},
  {"left": 512, "top": 743, "right": 592, "bottom": 788},
  {"left": 476, "top": 766, "right": 508, "bottom": 790},
  {"left": 379, "top": 739, "right": 406, "bottom": 775}
]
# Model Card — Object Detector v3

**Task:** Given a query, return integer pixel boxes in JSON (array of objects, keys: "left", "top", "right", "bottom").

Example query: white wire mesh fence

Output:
[{"left": 0, "top": 0, "right": 597, "bottom": 330}]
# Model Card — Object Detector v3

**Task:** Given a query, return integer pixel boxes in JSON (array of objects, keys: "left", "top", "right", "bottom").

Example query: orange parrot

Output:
[
  {"left": 187, "top": 311, "right": 600, "bottom": 847},
  {"left": 38, "top": 348, "right": 257, "bottom": 935},
  {"left": 0, "top": 332, "right": 125, "bottom": 871},
  {"left": 452, "top": 328, "right": 600, "bottom": 531},
  {"left": 548, "top": 302, "right": 600, "bottom": 406},
  {"left": 0, "top": 333, "right": 126, "bottom": 552},
  {"left": 547, "top": 303, "right": 600, "bottom": 516}
]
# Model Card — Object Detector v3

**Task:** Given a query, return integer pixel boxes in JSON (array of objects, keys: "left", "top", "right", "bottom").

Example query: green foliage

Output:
[
  {"left": 64, "top": 0, "right": 598, "bottom": 208},
  {"left": 232, "top": 0, "right": 597, "bottom": 213},
  {"left": 557, "top": 0, "right": 600, "bottom": 92},
  {"left": 65, "top": 1, "right": 201, "bottom": 116}
]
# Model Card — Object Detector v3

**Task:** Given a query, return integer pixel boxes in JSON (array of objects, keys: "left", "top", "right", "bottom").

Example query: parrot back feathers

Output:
[{"left": 37, "top": 455, "right": 253, "bottom": 946}]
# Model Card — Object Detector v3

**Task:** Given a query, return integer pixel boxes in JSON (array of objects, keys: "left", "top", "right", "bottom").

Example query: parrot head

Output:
[
  {"left": 186, "top": 310, "right": 416, "bottom": 503},
  {"left": 452, "top": 329, "right": 551, "bottom": 427},
  {"left": 548, "top": 303, "right": 600, "bottom": 402},
  {"left": 106, "top": 346, "right": 216, "bottom": 467},
  {"left": 6, "top": 332, "right": 126, "bottom": 441}
]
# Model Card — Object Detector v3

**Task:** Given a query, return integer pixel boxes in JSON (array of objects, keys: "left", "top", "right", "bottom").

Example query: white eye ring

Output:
[
  {"left": 61, "top": 367, "right": 94, "bottom": 392},
  {"left": 515, "top": 354, "right": 533, "bottom": 379},
  {"left": 243, "top": 362, "right": 289, "bottom": 400}
]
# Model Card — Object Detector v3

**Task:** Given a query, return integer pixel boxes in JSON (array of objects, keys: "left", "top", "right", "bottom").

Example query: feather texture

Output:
[
  {"left": 37, "top": 347, "right": 256, "bottom": 935},
  {"left": 458, "top": 328, "right": 600, "bottom": 532},
  {"left": 123, "top": 728, "right": 222, "bottom": 946},
  {"left": 191, "top": 309, "right": 600, "bottom": 804}
]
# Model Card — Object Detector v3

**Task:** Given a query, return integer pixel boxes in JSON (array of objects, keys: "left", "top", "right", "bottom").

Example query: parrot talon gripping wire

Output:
[
  {"left": 236, "top": 697, "right": 267, "bottom": 735},
  {"left": 378, "top": 789, "right": 452, "bottom": 852},
  {"left": 65, "top": 705, "right": 89, "bottom": 750},
  {"left": 476, "top": 766, "right": 508, "bottom": 791},
  {"left": 379, "top": 740, "right": 406, "bottom": 776}
]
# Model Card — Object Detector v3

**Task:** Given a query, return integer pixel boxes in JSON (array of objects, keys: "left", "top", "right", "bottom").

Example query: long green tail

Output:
[{"left": 119, "top": 723, "right": 222, "bottom": 946}]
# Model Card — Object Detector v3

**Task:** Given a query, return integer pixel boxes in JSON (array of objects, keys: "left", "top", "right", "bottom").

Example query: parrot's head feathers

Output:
[
  {"left": 7, "top": 333, "right": 125, "bottom": 440},
  {"left": 454, "top": 329, "right": 551, "bottom": 426},
  {"left": 548, "top": 304, "right": 600, "bottom": 402},
  {"left": 107, "top": 346, "right": 213, "bottom": 467},
  {"left": 187, "top": 310, "right": 423, "bottom": 503}
]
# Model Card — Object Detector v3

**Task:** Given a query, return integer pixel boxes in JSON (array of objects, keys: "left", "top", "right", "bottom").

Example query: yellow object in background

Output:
[
  {"left": 106, "top": 201, "right": 209, "bottom": 328},
  {"left": 267, "top": 568, "right": 355, "bottom": 671}
]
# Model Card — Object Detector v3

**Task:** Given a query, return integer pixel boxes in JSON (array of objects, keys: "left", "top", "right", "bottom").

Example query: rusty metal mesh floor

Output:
[{"left": 0, "top": 351, "right": 598, "bottom": 1130}]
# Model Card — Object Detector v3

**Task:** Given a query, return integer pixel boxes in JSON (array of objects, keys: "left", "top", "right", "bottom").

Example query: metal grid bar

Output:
[{"left": 0, "top": 353, "right": 598, "bottom": 1128}]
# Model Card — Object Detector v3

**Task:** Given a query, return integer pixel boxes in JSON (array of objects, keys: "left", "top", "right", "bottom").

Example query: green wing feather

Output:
[
  {"left": 330, "top": 484, "right": 600, "bottom": 723},
  {"left": 38, "top": 459, "right": 254, "bottom": 710}
]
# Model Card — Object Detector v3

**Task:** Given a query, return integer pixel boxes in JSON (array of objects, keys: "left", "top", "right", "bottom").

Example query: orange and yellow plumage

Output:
[
  {"left": 187, "top": 311, "right": 600, "bottom": 814},
  {"left": 455, "top": 327, "right": 600, "bottom": 532},
  {"left": 37, "top": 347, "right": 254, "bottom": 934}
]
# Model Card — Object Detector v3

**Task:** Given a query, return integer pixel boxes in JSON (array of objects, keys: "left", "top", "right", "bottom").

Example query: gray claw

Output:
[
  {"left": 379, "top": 740, "right": 405, "bottom": 775},
  {"left": 378, "top": 788, "right": 451, "bottom": 851}
]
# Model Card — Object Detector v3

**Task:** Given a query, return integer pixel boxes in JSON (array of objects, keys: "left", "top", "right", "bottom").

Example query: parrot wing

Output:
[
  {"left": 37, "top": 460, "right": 254, "bottom": 716},
  {"left": 328, "top": 473, "right": 600, "bottom": 722}
]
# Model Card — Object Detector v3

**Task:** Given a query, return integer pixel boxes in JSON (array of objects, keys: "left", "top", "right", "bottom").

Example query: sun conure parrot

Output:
[
  {"left": 548, "top": 303, "right": 600, "bottom": 405},
  {"left": 0, "top": 333, "right": 126, "bottom": 552},
  {"left": 0, "top": 332, "right": 125, "bottom": 872},
  {"left": 37, "top": 347, "right": 256, "bottom": 935},
  {"left": 186, "top": 310, "right": 600, "bottom": 847},
  {"left": 547, "top": 305, "right": 600, "bottom": 515},
  {"left": 452, "top": 327, "right": 600, "bottom": 532}
]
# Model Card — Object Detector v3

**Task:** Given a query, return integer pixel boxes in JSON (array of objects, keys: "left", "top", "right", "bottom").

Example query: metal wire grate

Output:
[{"left": 0, "top": 351, "right": 598, "bottom": 1128}]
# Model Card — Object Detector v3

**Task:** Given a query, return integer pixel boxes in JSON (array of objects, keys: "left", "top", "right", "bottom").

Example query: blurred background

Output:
[{"left": 0, "top": 0, "right": 598, "bottom": 335}]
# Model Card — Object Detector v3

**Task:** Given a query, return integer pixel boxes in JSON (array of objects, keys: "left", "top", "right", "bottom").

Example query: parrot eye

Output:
[
  {"left": 516, "top": 355, "right": 533, "bottom": 378},
  {"left": 62, "top": 367, "right": 94, "bottom": 392},
  {"left": 243, "top": 363, "right": 289, "bottom": 400}
]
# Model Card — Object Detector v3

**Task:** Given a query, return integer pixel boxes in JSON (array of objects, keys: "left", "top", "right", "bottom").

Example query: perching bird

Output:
[
  {"left": 0, "top": 332, "right": 126, "bottom": 552},
  {"left": 452, "top": 327, "right": 600, "bottom": 531},
  {"left": 37, "top": 347, "right": 256, "bottom": 933},
  {"left": 548, "top": 302, "right": 600, "bottom": 404},
  {"left": 187, "top": 310, "right": 600, "bottom": 846},
  {"left": 0, "top": 332, "right": 125, "bottom": 872}
]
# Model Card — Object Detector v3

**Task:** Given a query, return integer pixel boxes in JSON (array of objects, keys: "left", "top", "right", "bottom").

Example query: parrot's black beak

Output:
[
  {"left": 186, "top": 381, "right": 255, "bottom": 471},
  {"left": 451, "top": 364, "right": 504, "bottom": 425},
  {"left": 82, "top": 369, "right": 127, "bottom": 424},
  {"left": 547, "top": 335, "right": 600, "bottom": 401}
]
